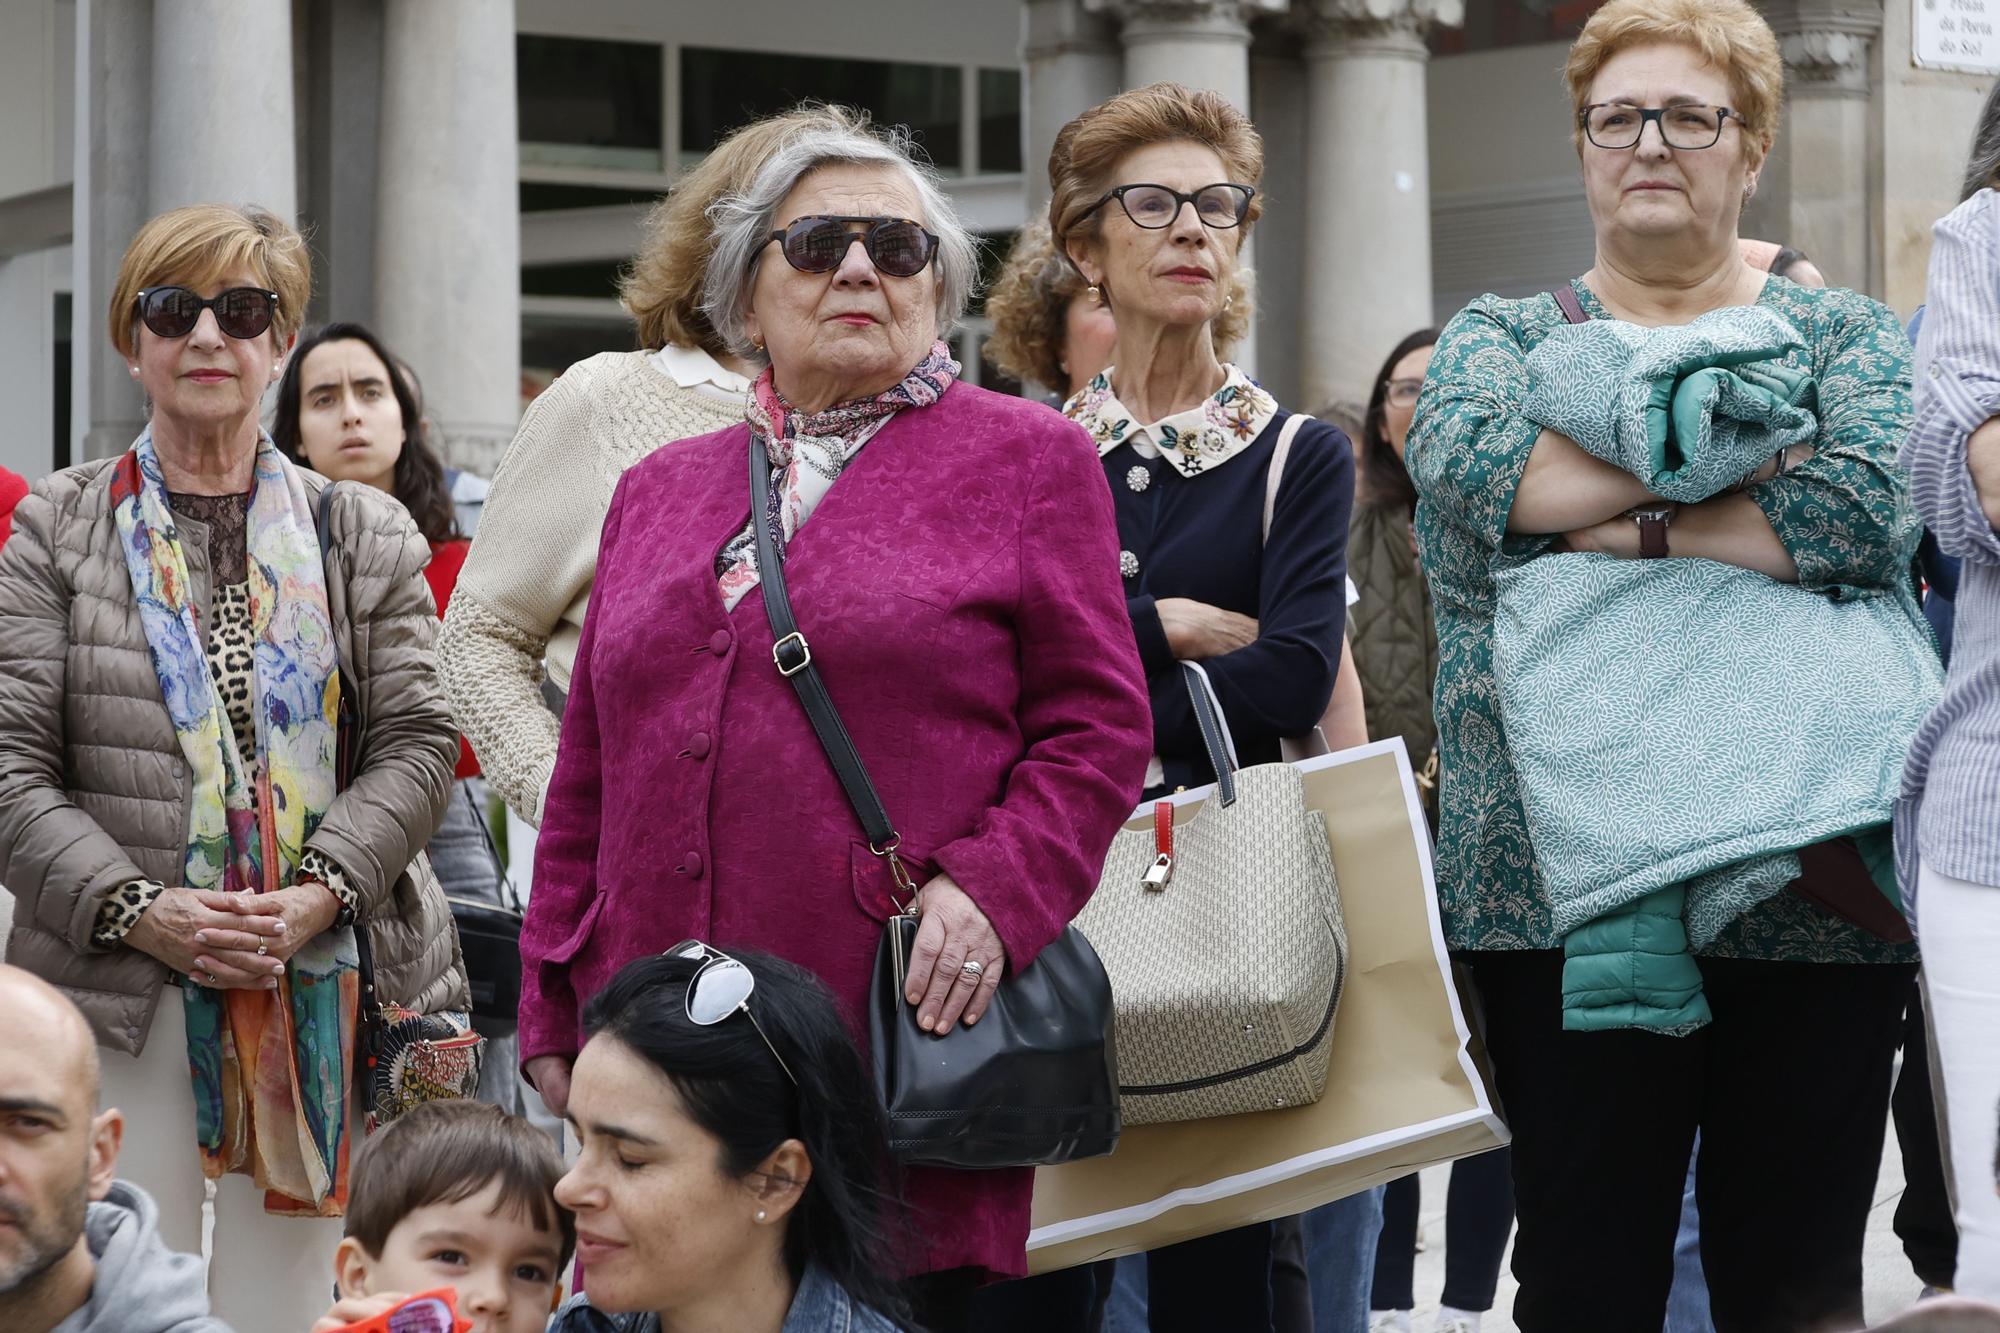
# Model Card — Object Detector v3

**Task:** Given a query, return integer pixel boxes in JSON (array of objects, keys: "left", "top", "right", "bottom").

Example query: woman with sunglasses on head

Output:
[
  {"left": 1407, "top": 2, "right": 1925, "bottom": 1326},
  {"left": 436, "top": 106, "right": 853, "bottom": 838},
  {"left": 550, "top": 945, "right": 912, "bottom": 1332},
  {"left": 1040, "top": 83, "right": 1356, "bottom": 1333},
  {"left": 0, "top": 205, "right": 466, "bottom": 1329},
  {"left": 518, "top": 113, "right": 1150, "bottom": 1333}
]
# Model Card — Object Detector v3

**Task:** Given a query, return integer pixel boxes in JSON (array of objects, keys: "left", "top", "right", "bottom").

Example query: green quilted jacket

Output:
[{"left": 1347, "top": 500, "right": 1438, "bottom": 795}]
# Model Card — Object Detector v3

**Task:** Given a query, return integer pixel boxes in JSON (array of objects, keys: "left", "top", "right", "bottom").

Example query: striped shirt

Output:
[{"left": 1898, "top": 187, "right": 2000, "bottom": 896}]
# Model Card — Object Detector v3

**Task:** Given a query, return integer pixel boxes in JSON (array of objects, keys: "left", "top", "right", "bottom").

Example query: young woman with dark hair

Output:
[
  {"left": 273, "top": 322, "right": 458, "bottom": 542},
  {"left": 271, "top": 322, "right": 525, "bottom": 1111},
  {"left": 550, "top": 947, "right": 912, "bottom": 1332},
  {"left": 271, "top": 321, "right": 477, "bottom": 793}
]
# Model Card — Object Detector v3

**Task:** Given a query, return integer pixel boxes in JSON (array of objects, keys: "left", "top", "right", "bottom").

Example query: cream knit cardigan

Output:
[{"left": 437, "top": 349, "right": 745, "bottom": 824}]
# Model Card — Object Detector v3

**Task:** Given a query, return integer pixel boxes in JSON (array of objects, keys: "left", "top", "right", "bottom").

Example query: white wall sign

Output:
[{"left": 1915, "top": 0, "right": 2000, "bottom": 75}]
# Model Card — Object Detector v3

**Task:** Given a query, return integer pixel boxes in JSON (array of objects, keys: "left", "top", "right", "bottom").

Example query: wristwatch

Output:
[{"left": 1630, "top": 505, "right": 1674, "bottom": 559}]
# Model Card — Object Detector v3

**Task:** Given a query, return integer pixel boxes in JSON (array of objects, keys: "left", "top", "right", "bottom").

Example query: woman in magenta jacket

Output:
[{"left": 515, "top": 116, "right": 1151, "bottom": 1327}]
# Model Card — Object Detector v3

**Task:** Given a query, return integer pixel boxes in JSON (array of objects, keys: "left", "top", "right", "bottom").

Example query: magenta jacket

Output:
[{"left": 522, "top": 380, "right": 1151, "bottom": 1279}]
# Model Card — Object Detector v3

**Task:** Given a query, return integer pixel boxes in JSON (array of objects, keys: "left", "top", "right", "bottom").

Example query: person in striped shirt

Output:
[{"left": 1898, "top": 75, "right": 2000, "bottom": 1302}]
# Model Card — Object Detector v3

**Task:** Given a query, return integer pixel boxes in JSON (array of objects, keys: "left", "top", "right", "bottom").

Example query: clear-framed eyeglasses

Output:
[
  {"left": 1385, "top": 378, "right": 1424, "bottom": 409},
  {"left": 1579, "top": 103, "right": 1744, "bottom": 151}
]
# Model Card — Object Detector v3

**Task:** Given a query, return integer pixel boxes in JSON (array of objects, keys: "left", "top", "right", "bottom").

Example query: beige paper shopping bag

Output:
[{"left": 1026, "top": 739, "right": 1507, "bottom": 1273}]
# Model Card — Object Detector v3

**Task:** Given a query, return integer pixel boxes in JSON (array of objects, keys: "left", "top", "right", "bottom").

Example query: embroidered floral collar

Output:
[{"left": 1062, "top": 363, "right": 1280, "bottom": 478}]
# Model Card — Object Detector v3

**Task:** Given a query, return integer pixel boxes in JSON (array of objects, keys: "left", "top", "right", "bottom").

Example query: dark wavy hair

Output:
[
  {"left": 581, "top": 950, "right": 909, "bottom": 1324},
  {"left": 271, "top": 321, "right": 460, "bottom": 544},
  {"left": 1356, "top": 327, "right": 1441, "bottom": 513}
]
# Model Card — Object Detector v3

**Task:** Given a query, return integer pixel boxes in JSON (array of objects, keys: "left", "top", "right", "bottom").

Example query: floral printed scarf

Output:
[
  {"left": 1063, "top": 362, "right": 1278, "bottom": 476},
  {"left": 716, "top": 340, "right": 959, "bottom": 610},
  {"left": 110, "top": 430, "right": 358, "bottom": 1217}
]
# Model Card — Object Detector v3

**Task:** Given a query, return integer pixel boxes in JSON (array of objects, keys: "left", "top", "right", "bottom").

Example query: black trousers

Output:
[
  {"left": 1368, "top": 1147, "right": 1514, "bottom": 1313},
  {"left": 959, "top": 1264, "right": 1101, "bottom": 1333},
  {"left": 1461, "top": 948, "right": 1914, "bottom": 1333},
  {"left": 962, "top": 1225, "right": 1275, "bottom": 1332},
  {"left": 1892, "top": 979, "right": 1959, "bottom": 1290},
  {"left": 1145, "top": 1223, "right": 1275, "bottom": 1332}
]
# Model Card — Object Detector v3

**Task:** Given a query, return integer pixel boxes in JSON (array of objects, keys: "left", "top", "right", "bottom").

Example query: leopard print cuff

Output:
[
  {"left": 93, "top": 880, "right": 166, "bottom": 947},
  {"left": 298, "top": 848, "right": 359, "bottom": 927}
]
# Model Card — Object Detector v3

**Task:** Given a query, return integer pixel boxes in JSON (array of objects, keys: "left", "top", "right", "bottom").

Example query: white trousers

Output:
[
  {"left": 99, "top": 991, "right": 346, "bottom": 1330},
  {"left": 1919, "top": 863, "right": 2000, "bottom": 1300}
]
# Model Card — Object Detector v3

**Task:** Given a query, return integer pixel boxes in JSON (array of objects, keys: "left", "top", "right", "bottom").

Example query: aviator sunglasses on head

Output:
[
  {"left": 763, "top": 215, "right": 940, "bottom": 278},
  {"left": 668, "top": 940, "right": 800, "bottom": 1086},
  {"left": 135, "top": 286, "right": 281, "bottom": 341}
]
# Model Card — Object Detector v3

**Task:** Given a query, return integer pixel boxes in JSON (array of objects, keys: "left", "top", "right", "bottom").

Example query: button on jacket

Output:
[{"left": 521, "top": 380, "right": 1152, "bottom": 1279}]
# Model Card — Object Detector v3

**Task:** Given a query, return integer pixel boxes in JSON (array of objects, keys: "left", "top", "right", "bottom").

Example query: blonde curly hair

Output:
[
  {"left": 983, "top": 219, "right": 1251, "bottom": 392},
  {"left": 620, "top": 105, "right": 869, "bottom": 354}
]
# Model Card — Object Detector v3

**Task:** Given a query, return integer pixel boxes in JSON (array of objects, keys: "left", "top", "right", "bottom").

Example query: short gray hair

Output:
[{"left": 701, "top": 120, "right": 978, "bottom": 358}]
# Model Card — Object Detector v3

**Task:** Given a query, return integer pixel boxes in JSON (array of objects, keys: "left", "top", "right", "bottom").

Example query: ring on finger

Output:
[
  {"left": 958, "top": 958, "right": 985, "bottom": 982},
  {"left": 256, "top": 940, "right": 269, "bottom": 957}
]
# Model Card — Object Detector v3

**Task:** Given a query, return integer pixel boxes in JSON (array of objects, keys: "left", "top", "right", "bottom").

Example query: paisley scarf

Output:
[
  {"left": 716, "top": 340, "right": 959, "bottom": 610},
  {"left": 110, "top": 430, "right": 358, "bottom": 1216}
]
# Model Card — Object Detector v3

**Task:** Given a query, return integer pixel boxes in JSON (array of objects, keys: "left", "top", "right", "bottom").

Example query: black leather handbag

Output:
[
  {"left": 442, "top": 796, "right": 526, "bottom": 1027},
  {"left": 750, "top": 438, "right": 1121, "bottom": 1169}
]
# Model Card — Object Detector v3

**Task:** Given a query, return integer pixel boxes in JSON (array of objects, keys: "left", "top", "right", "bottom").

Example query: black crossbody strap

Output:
[{"left": 749, "top": 438, "right": 918, "bottom": 905}]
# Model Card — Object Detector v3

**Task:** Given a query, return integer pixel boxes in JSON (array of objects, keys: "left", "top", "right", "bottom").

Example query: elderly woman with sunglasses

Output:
[
  {"left": 0, "top": 204, "right": 466, "bottom": 1329},
  {"left": 516, "top": 116, "right": 1151, "bottom": 1330},
  {"left": 1035, "top": 83, "right": 1358, "bottom": 1333}
]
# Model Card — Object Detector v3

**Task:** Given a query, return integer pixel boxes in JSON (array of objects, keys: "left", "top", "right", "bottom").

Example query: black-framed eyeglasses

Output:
[
  {"left": 135, "top": 286, "right": 280, "bottom": 341},
  {"left": 667, "top": 940, "right": 799, "bottom": 1086},
  {"left": 1077, "top": 183, "right": 1256, "bottom": 231},
  {"left": 762, "top": 215, "right": 940, "bottom": 278},
  {"left": 1579, "top": 103, "right": 1744, "bottom": 151}
]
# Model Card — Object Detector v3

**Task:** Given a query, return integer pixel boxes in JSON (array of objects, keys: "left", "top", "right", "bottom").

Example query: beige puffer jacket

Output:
[{"left": 0, "top": 458, "right": 470, "bottom": 1054}]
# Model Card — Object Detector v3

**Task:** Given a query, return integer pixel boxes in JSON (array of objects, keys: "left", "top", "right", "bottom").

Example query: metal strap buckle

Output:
[
  {"left": 773, "top": 631, "right": 812, "bottom": 677},
  {"left": 870, "top": 837, "right": 920, "bottom": 916}
]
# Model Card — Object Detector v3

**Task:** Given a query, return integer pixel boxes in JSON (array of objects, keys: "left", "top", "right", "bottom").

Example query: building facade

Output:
[{"left": 0, "top": 0, "right": 1992, "bottom": 484}]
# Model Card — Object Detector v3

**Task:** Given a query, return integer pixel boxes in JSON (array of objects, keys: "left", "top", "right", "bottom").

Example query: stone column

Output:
[
  {"left": 1024, "top": 0, "right": 1123, "bottom": 206},
  {"left": 149, "top": 0, "right": 296, "bottom": 218},
  {"left": 1091, "top": 0, "right": 1286, "bottom": 110},
  {"left": 374, "top": 0, "right": 520, "bottom": 475},
  {"left": 74, "top": 0, "right": 154, "bottom": 461},
  {"left": 1754, "top": 2, "right": 1882, "bottom": 294},
  {"left": 1298, "top": 0, "right": 1461, "bottom": 415}
]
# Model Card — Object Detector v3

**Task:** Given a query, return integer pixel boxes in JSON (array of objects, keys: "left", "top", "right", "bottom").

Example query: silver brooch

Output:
[
  {"left": 1119, "top": 550, "right": 1140, "bottom": 579},
  {"left": 1126, "top": 465, "right": 1151, "bottom": 493}
]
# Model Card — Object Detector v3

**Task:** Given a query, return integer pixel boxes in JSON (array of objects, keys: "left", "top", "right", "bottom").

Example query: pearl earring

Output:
[
  {"left": 1087, "top": 284, "right": 1102, "bottom": 303},
  {"left": 755, "top": 1209, "right": 768, "bottom": 1223},
  {"left": 128, "top": 365, "right": 140, "bottom": 378}
]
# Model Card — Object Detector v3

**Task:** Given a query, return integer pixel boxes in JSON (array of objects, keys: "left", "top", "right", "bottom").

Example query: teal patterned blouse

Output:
[{"left": 1406, "top": 276, "right": 1921, "bottom": 962}]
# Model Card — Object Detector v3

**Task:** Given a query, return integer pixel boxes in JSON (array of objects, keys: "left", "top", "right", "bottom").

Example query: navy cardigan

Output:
[{"left": 1105, "top": 409, "right": 1356, "bottom": 792}]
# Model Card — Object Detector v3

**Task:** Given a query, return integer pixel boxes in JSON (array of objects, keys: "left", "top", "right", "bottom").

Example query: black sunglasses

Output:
[
  {"left": 763, "top": 215, "right": 940, "bottom": 278},
  {"left": 667, "top": 940, "right": 799, "bottom": 1086},
  {"left": 135, "top": 286, "right": 280, "bottom": 341},
  {"left": 1077, "top": 183, "right": 1256, "bottom": 231}
]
